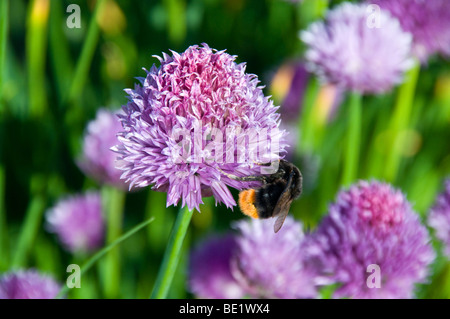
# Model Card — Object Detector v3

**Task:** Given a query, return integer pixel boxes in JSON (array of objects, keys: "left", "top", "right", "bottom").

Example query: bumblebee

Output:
[{"left": 224, "top": 160, "right": 303, "bottom": 233}]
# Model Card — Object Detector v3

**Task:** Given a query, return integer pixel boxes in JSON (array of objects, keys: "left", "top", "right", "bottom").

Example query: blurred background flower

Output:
[
  {"left": 46, "top": 191, "right": 104, "bottom": 254},
  {"left": 77, "top": 108, "right": 128, "bottom": 190},
  {"left": 232, "top": 217, "right": 317, "bottom": 299},
  {"left": 188, "top": 217, "right": 317, "bottom": 299},
  {"left": 188, "top": 234, "right": 245, "bottom": 299},
  {"left": 0, "top": 270, "right": 61, "bottom": 299},
  {"left": 370, "top": 0, "right": 450, "bottom": 62},
  {"left": 428, "top": 179, "right": 450, "bottom": 258},
  {"left": 301, "top": 2, "right": 413, "bottom": 94},
  {"left": 304, "top": 180, "right": 435, "bottom": 299}
]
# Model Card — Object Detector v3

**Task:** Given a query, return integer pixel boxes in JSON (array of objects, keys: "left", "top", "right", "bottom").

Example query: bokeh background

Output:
[{"left": 1, "top": 0, "right": 450, "bottom": 298}]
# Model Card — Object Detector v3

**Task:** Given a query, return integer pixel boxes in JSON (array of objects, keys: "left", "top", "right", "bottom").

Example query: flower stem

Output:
[
  {"left": 27, "top": 0, "right": 50, "bottom": 118},
  {"left": 0, "top": 0, "right": 9, "bottom": 111},
  {"left": 383, "top": 60, "right": 420, "bottom": 182},
  {"left": 298, "top": 77, "right": 320, "bottom": 154},
  {"left": 0, "top": 0, "right": 8, "bottom": 261},
  {"left": 56, "top": 216, "right": 155, "bottom": 299},
  {"left": 12, "top": 193, "right": 46, "bottom": 268},
  {"left": 163, "top": 0, "right": 186, "bottom": 45},
  {"left": 49, "top": 0, "right": 74, "bottom": 103},
  {"left": 145, "top": 189, "right": 172, "bottom": 252},
  {"left": 101, "top": 186, "right": 126, "bottom": 298},
  {"left": 150, "top": 205, "right": 193, "bottom": 299},
  {"left": 0, "top": 165, "right": 8, "bottom": 270},
  {"left": 341, "top": 91, "right": 362, "bottom": 186},
  {"left": 66, "top": 0, "right": 106, "bottom": 104}
]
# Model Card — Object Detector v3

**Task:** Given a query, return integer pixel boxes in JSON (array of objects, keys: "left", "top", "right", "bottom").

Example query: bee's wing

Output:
[
  {"left": 273, "top": 197, "right": 294, "bottom": 233},
  {"left": 272, "top": 171, "right": 295, "bottom": 233}
]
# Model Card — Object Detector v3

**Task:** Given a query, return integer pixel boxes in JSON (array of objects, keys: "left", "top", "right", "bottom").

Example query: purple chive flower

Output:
[
  {"left": 46, "top": 191, "right": 104, "bottom": 254},
  {"left": 114, "top": 44, "right": 287, "bottom": 211},
  {"left": 301, "top": 3, "right": 413, "bottom": 94},
  {"left": 304, "top": 181, "right": 435, "bottom": 299},
  {"left": 232, "top": 217, "right": 317, "bottom": 299},
  {"left": 78, "top": 108, "right": 128, "bottom": 190},
  {"left": 428, "top": 179, "right": 450, "bottom": 258},
  {"left": 0, "top": 270, "right": 61, "bottom": 299},
  {"left": 371, "top": 0, "right": 450, "bottom": 62},
  {"left": 188, "top": 234, "right": 246, "bottom": 299}
]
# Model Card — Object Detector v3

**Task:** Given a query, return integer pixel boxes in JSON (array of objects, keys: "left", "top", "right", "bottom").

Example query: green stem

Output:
[
  {"left": 0, "top": 0, "right": 9, "bottom": 113},
  {"left": 49, "top": 0, "right": 74, "bottom": 103},
  {"left": 56, "top": 217, "right": 155, "bottom": 299},
  {"left": 298, "top": 77, "right": 320, "bottom": 154},
  {"left": 145, "top": 189, "right": 171, "bottom": 251},
  {"left": 297, "top": 0, "right": 329, "bottom": 30},
  {"left": 0, "top": 165, "right": 8, "bottom": 270},
  {"left": 12, "top": 194, "right": 46, "bottom": 268},
  {"left": 0, "top": 0, "right": 8, "bottom": 263},
  {"left": 102, "top": 186, "right": 126, "bottom": 298},
  {"left": 150, "top": 205, "right": 193, "bottom": 299},
  {"left": 163, "top": 0, "right": 186, "bottom": 44},
  {"left": 66, "top": 0, "right": 106, "bottom": 104},
  {"left": 27, "top": 0, "right": 50, "bottom": 118},
  {"left": 341, "top": 91, "right": 362, "bottom": 186},
  {"left": 383, "top": 61, "right": 420, "bottom": 182}
]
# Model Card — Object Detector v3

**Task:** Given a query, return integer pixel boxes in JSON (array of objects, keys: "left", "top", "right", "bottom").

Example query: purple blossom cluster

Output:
[
  {"left": 189, "top": 180, "right": 435, "bottom": 299},
  {"left": 370, "top": 0, "right": 450, "bottom": 62},
  {"left": 428, "top": 179, "right": 450, "bottom": 258},
  {"left": 78, "top": 108, "right": 127, "bottom": 190},
  {"left": 0, "top": 270, "right": 61, "bottom": 299},
  {"left": 46, "top": 191, "right": 105, "bottom": 254},
  {"left": 113, "top": 44, "right": 288, "bottom": 212},
  {"left": 188, "top": 217, "right": 317, "bottom": 299},
  {"left": 301, "top": 2, "right": 413, "bottom": 94},
  {"left": 303, "top": 181, "right": 435, "bottom": 298}
]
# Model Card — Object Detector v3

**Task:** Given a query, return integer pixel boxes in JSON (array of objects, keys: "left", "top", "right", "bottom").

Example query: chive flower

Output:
[
  {"left": 114, "top": 44, "right": 287, "bottom": 212},
  {"left": 300, "top": 3, "right": 413, "bottom": 94},
  {"left": 304, "top": 181, "right": 435, "bottom": 299},
  {"left": 428, "top": 179, "right": 450, "bottom": 258},
  {"left": 0, "top": 270, "right": 61, "bottom": 299},
  {"left": 78, "top": 108, "right": 128, "bottom": 190},
  {"left": 46, "top": 191, "right": 104, "bottom": 254}
]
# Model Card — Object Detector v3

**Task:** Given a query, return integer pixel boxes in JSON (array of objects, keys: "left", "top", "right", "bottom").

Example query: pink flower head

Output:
[
  {"left": 301, "top": 3, "right": 413, "bottom": 94},
  {"left": 371, "top": 0, "right": 450, "bottom": 62},
  {"left": 232, "top": 217, "right": 318, "bottom": 299},
  {"left": 78, "top": 108, "right": 128, "bottom": 190},
  {"left": 114, "top": 44, "right": 287, "bottom": 211},
  {"left": 0, "top": 270, "right": 61, "bottom": 299},
  {"left": 188, "top": 234, "right": 246, "bottom": 299},
  {"left": 46, "top": 191, "right": 105, "bottom": 253},
  {"left": 304, "top": 180, "right": 435, "bottom": 299},
  {"left": 428, "top": 179, "right": 450, "bottom": 258}
]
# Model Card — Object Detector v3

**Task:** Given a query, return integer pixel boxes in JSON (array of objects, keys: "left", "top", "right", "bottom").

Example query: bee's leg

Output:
[
  {"left": 218, "top": 168, "right": 268, "bottom": 183},
  {"left": 251, "top": 160, "right": 273, "bottom": 167}
]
